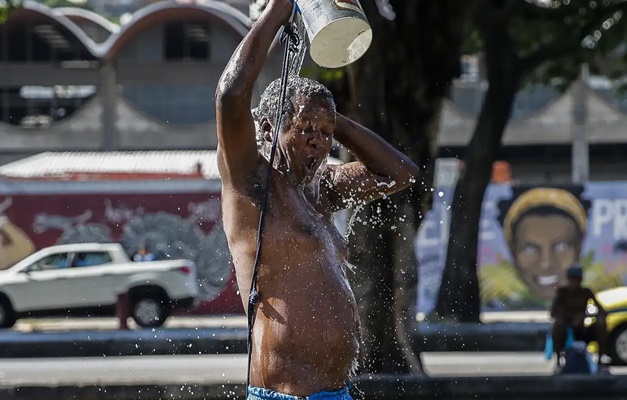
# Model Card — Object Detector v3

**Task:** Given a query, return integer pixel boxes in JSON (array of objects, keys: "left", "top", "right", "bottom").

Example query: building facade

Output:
[
  {"left": 2, "top": 1, "right": 627, "bottom": 183},
  {"left": 438, "top": 58, "right": 627, "bottom": 184},
  {"left": 0, "top": 0, "right": 282, "bottom": 165}
]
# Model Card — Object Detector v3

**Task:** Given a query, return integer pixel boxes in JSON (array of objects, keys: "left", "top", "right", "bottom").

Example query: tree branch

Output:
[
  {"left": 475, "top": 0, "right": 521, "bottom": 26},
  {"left": 521, "top": 1, "right": 627, "bottom": 70}
]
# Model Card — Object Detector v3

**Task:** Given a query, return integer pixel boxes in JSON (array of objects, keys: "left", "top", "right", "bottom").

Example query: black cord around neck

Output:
[{"left": 245, "top": 11, "right": 300, "bottom": 391}]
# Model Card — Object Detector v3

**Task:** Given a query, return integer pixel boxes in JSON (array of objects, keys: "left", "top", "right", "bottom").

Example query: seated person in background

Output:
[
  {"left": 551, "top": 265, "right": 609, "bottom": 369},
  {"left": 133, "top": 246, "right": 156, "bottom": 262}
]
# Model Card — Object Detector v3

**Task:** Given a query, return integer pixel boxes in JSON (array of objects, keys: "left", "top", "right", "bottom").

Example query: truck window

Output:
[
  {"left": 73, "top": 252, "right": 113, "bottom": 268},
  {"left": 29, "top": 253, "right": 71, "bottom": 272}
]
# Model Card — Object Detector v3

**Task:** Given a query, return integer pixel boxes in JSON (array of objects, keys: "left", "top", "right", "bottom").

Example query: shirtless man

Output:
[{"left": 215, "top": 0, "right": 420, "bottom": 398}]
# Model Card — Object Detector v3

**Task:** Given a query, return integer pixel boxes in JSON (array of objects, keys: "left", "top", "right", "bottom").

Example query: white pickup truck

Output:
[{"left": 0, "top": 243, "right": 199, "bottom": 328}]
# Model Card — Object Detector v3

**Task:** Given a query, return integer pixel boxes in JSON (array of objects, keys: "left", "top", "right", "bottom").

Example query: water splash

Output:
[
  {"left": 345, "top": 203, "right": 365, "bottom": 238},
  {"left": 306, "top": 156, "right": 327, "bottom": 202},
  {"left": 375, "top": 0, "right": 396, "bottom": 21}
]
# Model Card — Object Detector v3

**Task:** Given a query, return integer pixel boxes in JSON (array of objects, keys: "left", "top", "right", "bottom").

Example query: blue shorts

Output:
[{"left": 247, "top": 385, "right": 352, "bottom": 400}]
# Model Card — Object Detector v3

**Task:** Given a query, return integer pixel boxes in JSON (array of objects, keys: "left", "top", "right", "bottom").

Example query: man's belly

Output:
[{"left": 249, "top": 262, "right": 360, "bottom": 392}]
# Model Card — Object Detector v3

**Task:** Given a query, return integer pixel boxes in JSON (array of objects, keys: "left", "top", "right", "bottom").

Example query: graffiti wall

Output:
[
  {"left": 416, "top": 182, "right": 627, "bottom": 313},
  {"left": 0, "top": 188, "right": 241, "bottom": 314}
]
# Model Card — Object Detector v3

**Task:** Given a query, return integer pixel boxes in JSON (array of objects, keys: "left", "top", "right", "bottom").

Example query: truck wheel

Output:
[
  {"left": 609, "top": 325, "right": 627, "bottom": 366},
  {"left": 131, "top": 293, "right": 169, "bottom": 328},
  {"left": 0, "top": 298, "right": 16, "bottom": 329}
]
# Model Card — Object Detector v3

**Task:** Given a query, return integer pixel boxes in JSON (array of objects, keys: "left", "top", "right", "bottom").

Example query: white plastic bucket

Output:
[{"left": 297, "top": 0, "right": 372, "bottom": 68}]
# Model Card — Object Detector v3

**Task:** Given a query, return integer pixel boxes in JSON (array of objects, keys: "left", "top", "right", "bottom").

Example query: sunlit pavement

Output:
[
  {"left": 13, "top": 312, "right": 552, "bottom": 333},
  {"left": 13, "top": 315, "right": 249, "bottom": 332},
  {"left": 0, "top": 353, "right": 624, "bottom": 385}
]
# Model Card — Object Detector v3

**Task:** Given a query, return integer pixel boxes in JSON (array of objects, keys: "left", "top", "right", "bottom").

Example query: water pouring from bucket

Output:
[{"left": 250, "top": 0, "right": 373, "bottom": 69}]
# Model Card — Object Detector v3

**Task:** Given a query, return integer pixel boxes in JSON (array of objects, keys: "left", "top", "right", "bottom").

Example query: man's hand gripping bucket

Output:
[{"left": 251, "top": 0, "right": 373, "bottom": 68}]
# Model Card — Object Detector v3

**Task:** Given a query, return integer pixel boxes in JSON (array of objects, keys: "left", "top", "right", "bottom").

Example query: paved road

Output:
[
  {"left": 13, "top": 311, "right": 552, "bottom": 333},
  {"left": 0, "top": 353, "right": 624, "bottom": 385}
]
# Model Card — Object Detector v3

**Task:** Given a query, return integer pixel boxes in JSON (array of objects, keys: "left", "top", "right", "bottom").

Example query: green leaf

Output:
[{"left": 0, "top": 0, "right": 23, "bottom": 24}]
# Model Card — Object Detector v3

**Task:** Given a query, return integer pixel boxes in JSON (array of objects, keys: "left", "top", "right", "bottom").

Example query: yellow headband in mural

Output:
[{"left": 503, "top": 188, "right": 587, "bottom": 246}]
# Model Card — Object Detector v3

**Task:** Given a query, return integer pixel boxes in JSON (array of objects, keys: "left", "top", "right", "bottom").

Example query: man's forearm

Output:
[
  {"left": 334, "top": 114, "right": 420, "bottom": 184},
  {"left": 216, "top": 1, "right": 290, "bottom": 103}
]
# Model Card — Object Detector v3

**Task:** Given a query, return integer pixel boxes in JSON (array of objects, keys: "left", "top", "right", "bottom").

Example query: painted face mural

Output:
[
  {"left": 500, "top": 188, "right": 588, "bottom": 301},
  {"left": 416, "top": 183, "right": 627, "bottom": 314}
]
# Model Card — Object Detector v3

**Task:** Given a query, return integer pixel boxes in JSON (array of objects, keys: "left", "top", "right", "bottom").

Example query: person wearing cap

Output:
[{"left": 550, "top": 265, "right": 609, "bottom": 369}]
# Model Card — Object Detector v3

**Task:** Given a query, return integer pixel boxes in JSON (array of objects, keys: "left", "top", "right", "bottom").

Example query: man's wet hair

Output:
[{"left": 253, "top": 75, "right": 334, "bottom": 126}]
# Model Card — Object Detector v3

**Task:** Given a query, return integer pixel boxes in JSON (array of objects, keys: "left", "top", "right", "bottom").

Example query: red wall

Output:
[{"left": 0, "top": 189, "right": 243, "bottom": 315}]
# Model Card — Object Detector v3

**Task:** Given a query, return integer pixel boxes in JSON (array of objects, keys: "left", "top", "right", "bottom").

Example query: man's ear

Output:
[{"left": 260, "top": 117, "right": 273, "bottom": 142}]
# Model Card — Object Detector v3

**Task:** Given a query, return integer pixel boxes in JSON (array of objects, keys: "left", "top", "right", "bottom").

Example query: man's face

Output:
[
  {"left": 513, "top": 214, "right": 581, "bottom": 300},
  {"left": 278, "top": 94, "right": 336, "bottom": 184},
  {"left": 567, "top": 276, "right": 582, "bottom": 291}
]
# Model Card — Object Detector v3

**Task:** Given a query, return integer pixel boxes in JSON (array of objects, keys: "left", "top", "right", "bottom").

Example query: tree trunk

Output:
[
  {"left": 346, "top": 0, "right": 478, "bottom": 373},
  {"left": 435, "top": 8, "right": 522, "bottom": 323}
]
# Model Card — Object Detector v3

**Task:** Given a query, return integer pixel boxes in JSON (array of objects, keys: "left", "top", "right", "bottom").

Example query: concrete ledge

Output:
[
  {"left": 0, "top": 322, "right": 550, "bottom": 358},
  {"left": 1, "top": 375, "right": 625, "bottom": 400},
  {"left": 413, "top": 322, "right": 550, "bottom": 352}
]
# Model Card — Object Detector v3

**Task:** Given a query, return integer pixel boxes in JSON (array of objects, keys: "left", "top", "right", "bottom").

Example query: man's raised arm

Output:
[
  {"left": 215, "top": 0, "right": 292, "bottom": 183},
  {"left": 323, "top": 114, "right": 420, "bottom": 211}
]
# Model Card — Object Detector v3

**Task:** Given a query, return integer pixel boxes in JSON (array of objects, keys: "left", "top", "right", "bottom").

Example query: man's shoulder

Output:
[
  {"left": 581, "top": 287, "right": 595, "bottom": 296},
  {"left": 220, "top": 157, "right": 270, "bottom": 211},
  {"left": 554, "top": 287, "right": 567, "bottom": 298}
]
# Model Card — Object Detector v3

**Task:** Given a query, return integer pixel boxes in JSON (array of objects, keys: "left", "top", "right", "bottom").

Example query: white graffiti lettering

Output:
[
  {"left": 591, "top": 199, "right": 627, "bottom": 240},
  {"left": 104, "top": 199, "right": 144, "bottom": 225},
  {"left": 416, "top": 205, "right": 450, "bottom": 248},
  {"left": 188, "top": 199, "right": 221, "bottom": 222}
]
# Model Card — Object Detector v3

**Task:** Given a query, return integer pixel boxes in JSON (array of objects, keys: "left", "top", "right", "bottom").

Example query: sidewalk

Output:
[
  {"left": 0, "top": 351, "right": 624, "bottom": 400},
  {"left": 13, "top": 315, "right": 249, "bottom": 333},
  {"left": 419, "top": 310, "right": 551, "bottom": 323}
]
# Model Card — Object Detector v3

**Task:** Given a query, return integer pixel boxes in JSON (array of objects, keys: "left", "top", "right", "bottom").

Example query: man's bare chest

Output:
[
  {"left": 270, "top": 206, "right": 345, "bottom": 254},
  {"left": 225, "top": 183, "right": 346, "bottom": 258}
]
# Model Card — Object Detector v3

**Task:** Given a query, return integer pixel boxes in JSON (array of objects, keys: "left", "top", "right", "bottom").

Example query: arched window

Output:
[
  {"left": 0, "top": 85, "right": 96, "bottom": 128},
  {"left": 163, "top": 21, "right": 211, "bottom": 61},
  {"left": 0, "top": 21, "right": 97, "bottom": 128},
  {"left": 1, "top": 22, "right": 93, "bottom": 62}
]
